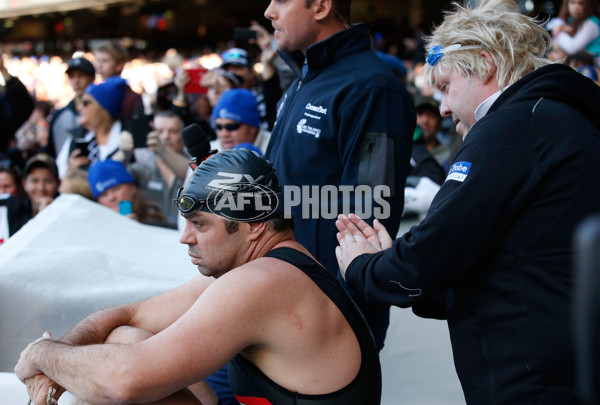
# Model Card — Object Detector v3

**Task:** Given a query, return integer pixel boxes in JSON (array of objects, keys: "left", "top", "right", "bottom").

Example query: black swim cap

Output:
[{"left": 174, "top": 148, "right": 283, "bottom": 222}]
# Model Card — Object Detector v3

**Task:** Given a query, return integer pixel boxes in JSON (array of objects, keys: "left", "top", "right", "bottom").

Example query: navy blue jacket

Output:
[
  {"left": 346, "top": 64, "right": 600, "bottom": 404},
  {"left": 266, "top": 23, "right": 415, "bottom": 278}
]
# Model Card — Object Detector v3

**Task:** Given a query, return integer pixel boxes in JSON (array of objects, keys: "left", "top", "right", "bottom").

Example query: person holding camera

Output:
[{"left": 55, "top": 76, "right": 130, "bottom": 178}]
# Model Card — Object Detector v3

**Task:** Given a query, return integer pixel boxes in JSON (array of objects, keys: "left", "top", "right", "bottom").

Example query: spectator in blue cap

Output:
[
  {"left": 210, "top": 88, "right": 270, "bottom": 154},
  {"left": 56, "top": 76, "right": 130, "bottom": 178},
  {"left": 87, "top": 158, "right": 165, "bottom": 225}
]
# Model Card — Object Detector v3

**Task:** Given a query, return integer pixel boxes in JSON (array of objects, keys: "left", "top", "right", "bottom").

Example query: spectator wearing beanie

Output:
[
  {"left": 210, "top": 88, "right": 270, "bottom": 154},
  {"left": 55, "top": 76, "right": 128, "bottom": 178},
  {"left": 87, "top": 159, "right": 165, "bottom": 226}
]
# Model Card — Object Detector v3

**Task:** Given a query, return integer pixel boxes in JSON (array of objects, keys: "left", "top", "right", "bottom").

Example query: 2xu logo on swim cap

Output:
[{"left": 206, "top": 181, "right": 280, "bottom": 222}]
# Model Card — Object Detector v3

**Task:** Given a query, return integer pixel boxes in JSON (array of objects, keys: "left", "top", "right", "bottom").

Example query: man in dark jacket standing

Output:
[
  {"left": 264, "top": 0, "right": 415, "bottom": 351},
  {"left": 335, "top": 0, "right": 600, "bottom": 403},
  {"left": 0, "top": 53, "right": 34, "bottom": 166}
]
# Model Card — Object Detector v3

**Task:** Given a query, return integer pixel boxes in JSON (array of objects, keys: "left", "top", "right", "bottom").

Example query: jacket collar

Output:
[{"left": 278, "top": 23, "right": 372, "bottom": 80}]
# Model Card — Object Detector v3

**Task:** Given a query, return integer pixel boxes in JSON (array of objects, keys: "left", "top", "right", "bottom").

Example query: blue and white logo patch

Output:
[{"left": 446, "top": 161, "right": 472, "bottom": 183}]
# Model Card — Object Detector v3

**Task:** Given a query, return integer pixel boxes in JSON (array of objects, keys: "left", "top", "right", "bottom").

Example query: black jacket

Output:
[
  {"left": 266, "top": 23, "right": 415, "bottom": 277},
  {"left": 0, "top": 77, "right": 34, "bottom": 153},
  {"left": 346, "top": 64, "right": 600, "bottom": 404}
]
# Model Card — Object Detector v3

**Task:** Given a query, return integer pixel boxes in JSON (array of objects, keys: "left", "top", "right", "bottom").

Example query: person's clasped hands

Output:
[
  {"left": 335, "top": 214, "right": 393, "bottom": 279},
  {"left": 15, "top": 331, "right": 66, "bottom": 405}
]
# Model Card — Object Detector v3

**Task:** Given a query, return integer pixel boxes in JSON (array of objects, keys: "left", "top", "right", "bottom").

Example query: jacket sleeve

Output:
[{"left": 345, "top": 120, "right": 539, "bottom": 309}]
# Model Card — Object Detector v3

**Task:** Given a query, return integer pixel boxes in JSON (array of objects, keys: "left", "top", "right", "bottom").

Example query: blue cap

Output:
[
  {"left": 220, "top": 48, "right": 249, "bottom": 67},
  {"left": 211, "top": 88, "right": 260, "bottom": 129},
  {"left": 87, "top": 159, "right": 135, "bottom": 200},
  {"left": 85, "top": 76, "right": 126, "bottom": 118},
  {"left": 232, "top": 142, "right": 263, "bottom": 156},
  {"left": 577, "top": 65, "right": 599, "bottom": 82}
]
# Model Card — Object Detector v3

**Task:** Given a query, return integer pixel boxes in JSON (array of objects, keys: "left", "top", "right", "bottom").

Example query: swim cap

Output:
[{"left": 174, "top": 148, "right": 282, "bottom": 222}]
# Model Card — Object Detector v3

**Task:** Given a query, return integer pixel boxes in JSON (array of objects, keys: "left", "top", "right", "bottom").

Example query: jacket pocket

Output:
[{"left": 357, "top": 132, "right": 396, "bottom": 197}]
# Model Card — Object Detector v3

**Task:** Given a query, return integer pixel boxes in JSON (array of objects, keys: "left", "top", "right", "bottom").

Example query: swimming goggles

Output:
[
  {"left": 173, "top": 187, "right": 206, "bottom": 213},
  {"left": 426, "top": 44, "right": 482, "bottom": 66}
]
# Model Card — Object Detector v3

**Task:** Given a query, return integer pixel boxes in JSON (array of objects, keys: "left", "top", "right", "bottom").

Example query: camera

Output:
[
  {"left": 233, "top": 27, "right": 257, "bottom": 40},
  {"left": 73, "top": 138, "right": 91, "bottom": 156}
]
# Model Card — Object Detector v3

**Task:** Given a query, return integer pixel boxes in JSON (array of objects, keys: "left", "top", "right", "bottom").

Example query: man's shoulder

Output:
[{"left": 218, "top": 247, "right": 313, "bottom": 291}]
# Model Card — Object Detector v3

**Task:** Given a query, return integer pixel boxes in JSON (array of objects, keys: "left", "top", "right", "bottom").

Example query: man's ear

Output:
[
  {"left": 480, "top": 50, "right": 496, "bottom": 84},
  {"left": 247, "top": 221, "right": 268, "bottom": 241},
  {"left": 313, "top": 0, "right": 334, "bottom": 22}
]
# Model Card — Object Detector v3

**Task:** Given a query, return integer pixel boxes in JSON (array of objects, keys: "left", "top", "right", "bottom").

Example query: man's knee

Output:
[{"left": 104, "top": 325, "right": 154, "bottom": 344}]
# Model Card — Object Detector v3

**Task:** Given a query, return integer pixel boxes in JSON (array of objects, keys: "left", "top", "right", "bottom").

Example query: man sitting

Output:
[{"left": 16, "top": 148, "right": 381, "bottom": 405}]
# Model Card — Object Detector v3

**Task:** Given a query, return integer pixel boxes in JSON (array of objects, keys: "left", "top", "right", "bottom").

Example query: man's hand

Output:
[
  {"left": 15, "top": 332, "right": 53, "bottom": 382},
  {"left": 146, "top": 128, "right": 165, "bottom": 155},
  {"left": 335, "top": 214, "right": 393, "bottom": 279},
  {"left": 17, "top": 332, "right": 66, "bottom": 405},
  {"left": 25, "top": 374, "right": 65, "bottom": 405}
]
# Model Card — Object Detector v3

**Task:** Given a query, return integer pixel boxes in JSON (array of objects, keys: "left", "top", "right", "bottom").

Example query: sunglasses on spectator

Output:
[
  {"left": 173, "top": 187, "right": 206, "bottom": 213},
  {"left": 215, "top": 122, "right": 242, "bottom": 131},
  {"left": 426, "top": 44, "right": 482, "bottom": 67}
]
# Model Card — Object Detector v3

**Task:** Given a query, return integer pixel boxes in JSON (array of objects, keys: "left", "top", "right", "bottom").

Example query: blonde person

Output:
[
  {"left": 58, "top": 169, "right": 93, "bottom": 200},
  {"left": 335, "top": 0, "right": 600, "bottom": 403},
  {"left": 55, "top": 76, "right": 129, "bottom": 178}
]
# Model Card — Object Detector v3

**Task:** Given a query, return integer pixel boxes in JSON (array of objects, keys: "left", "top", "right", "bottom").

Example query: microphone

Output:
[{"left": 181, "top": 123, "right": 217, "bottom": 169}]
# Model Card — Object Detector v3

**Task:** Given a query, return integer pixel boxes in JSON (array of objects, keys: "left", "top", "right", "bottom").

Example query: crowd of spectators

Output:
[{"left": 2, "top": 6, "right": 600, "bottom": 245}]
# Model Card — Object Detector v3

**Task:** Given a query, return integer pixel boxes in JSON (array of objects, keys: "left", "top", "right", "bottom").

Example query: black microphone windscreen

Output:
[{"left": 181, "top": 123, "right": 211, "bottom": 161}]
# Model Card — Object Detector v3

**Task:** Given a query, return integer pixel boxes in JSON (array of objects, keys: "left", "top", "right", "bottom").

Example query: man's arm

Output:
[
  {"left": 21, "top": 274, "right": 214, "bottom": 404},
  {"left": 60, "top": 274, "right": 213, "bottom": 344},
  {"left": 16, "top": 269, "right": 266, "bottom": 404}
]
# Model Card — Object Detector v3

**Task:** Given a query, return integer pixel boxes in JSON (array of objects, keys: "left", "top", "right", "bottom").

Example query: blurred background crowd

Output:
[{"left": 1, "top": 0, "right": 599, "bottom": 244}]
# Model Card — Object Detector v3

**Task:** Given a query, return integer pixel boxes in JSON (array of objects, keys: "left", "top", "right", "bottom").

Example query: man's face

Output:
[
  {"left": 97, "top": 183, "right": 136, "bottom": 213},
  {"left": 94, "top": 51, "right": 123, "bottom": 79},
  {"left": 416, "top": 110, "right": 442, "bottom": 143},
  {"left": 23, "top": 168, "right": 59, "bottom": 201},
  {"left": 264, "top": 0, "right": 318, "bottom": 53},
  {"left": 215, "top": 118, "right": 258, "bottom": 150},
  {"left": 224, "top": 65, "right": 256, "bottom": 89},
  {"left": 154, "top": 115, "right": 184, "bottom": 153},
  {"left": 68, "top": 70, "right": 95, "bottom": 96},
  {"left": 435, "top": 68, "right": 488, "bottom": 139},
  {"left": 179, "top": 211, "right": 247, "bottom": 278}
]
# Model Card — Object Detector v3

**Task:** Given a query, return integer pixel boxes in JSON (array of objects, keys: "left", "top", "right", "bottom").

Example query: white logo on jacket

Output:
[{"left": 296, "top": 118, "right": 321, "bottom": 138}]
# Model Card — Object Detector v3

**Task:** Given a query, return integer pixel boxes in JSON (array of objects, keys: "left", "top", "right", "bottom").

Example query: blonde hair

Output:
[
  {"left": 61, "top": 169, "right": 93, "bottom": 200},
  {"left": 423, "top": 0, "right": 553, "bottom": 89}
]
